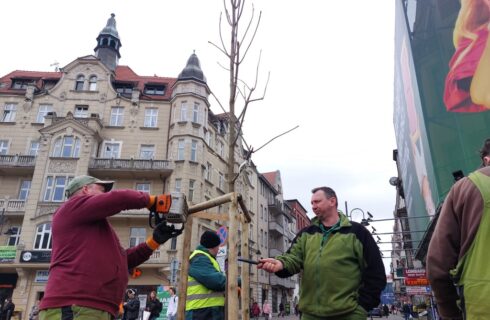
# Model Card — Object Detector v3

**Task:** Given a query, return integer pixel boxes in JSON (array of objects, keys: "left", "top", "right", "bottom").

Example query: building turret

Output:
[
  {"left": 94, "top": 13, "right": 121, "bottom": 71},
  {"left": 177, "top": 51, "right": 207, "bottom": 84}
]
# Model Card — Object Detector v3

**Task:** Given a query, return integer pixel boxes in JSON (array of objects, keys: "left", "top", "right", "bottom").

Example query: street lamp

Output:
[{"left": 348, "top": 207, "right": 372, "bottom": 226}]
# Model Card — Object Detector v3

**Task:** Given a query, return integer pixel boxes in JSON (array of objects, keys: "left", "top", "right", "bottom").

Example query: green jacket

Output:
[{"left": 275, "top": 212, "right": 386, "bottom": 318}]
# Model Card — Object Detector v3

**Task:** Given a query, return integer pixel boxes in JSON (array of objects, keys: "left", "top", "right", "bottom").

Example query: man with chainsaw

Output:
[{"left": 39, "top": 175, "right": 182, "bottom": 320}]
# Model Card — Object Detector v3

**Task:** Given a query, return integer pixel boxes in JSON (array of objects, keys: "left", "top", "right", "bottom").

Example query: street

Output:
[{"left": 250, "top": 313, "right": 419, "bottom": 320}]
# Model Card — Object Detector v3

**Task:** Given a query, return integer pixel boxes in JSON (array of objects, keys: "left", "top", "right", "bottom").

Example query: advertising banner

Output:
[{"left": 0, "top": 246, "right": 16, "bottom": 263}]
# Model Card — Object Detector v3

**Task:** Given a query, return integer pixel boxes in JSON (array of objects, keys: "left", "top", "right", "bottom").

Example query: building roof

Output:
[
  {"left": 0, "top": 66, "right": 177, "bottom": 101},
  {"left": 262, "top": 171, "right": 277, "bottom": 187},
  {"left": 0, "top": 70, "right": 62, "bottom": 95},
  {"left": 114, "top": 65, "right": 177, "bottom": 101},
  {"left": 177, "top": 52, "right": 207, "bottom": 84}
]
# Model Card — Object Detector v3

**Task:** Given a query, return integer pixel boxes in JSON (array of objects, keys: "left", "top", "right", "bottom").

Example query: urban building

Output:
[
  {"left": 0, "top": 13, "right": 306, "bottom": 317},
  {"left": 261, "top": 171, "right": 297, "bottom": 315}
]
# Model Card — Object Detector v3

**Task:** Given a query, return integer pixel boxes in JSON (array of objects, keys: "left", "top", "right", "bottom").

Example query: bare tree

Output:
[{"left": 209, "top": 0, "right": 269, "bottom": 192}]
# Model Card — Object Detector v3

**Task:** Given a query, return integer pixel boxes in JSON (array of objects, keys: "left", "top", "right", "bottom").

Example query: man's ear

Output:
[{"left": 484, "top": 155, "right": 490, "bottom": 166}]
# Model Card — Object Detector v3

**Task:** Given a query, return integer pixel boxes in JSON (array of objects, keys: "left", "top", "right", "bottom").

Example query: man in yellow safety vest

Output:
[{"left": 186, "top": 231, "right": 225, "bottom": 320}]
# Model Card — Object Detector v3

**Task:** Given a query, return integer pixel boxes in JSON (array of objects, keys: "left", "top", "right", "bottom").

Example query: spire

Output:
[
  {"left": 100, "top": 13, "right": 120, "bottom": 38},
  {"left": 178, "top": 51, "right": 207, "bottom": 83},
  {"left": 94, "top": 13, "right": 122, "bottom": 71}
]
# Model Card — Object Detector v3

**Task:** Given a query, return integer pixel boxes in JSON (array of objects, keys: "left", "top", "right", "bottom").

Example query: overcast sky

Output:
[{"left": 1, "top": 0, "right": 397, "bottom": 269}]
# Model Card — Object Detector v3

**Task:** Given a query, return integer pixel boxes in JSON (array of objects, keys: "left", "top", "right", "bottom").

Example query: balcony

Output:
[
  {"left": 270, "top": 275, "right": 295, "bottom": 289},
  {"left": 0, "top": 155, "right": 36, "bottom": 175},
  {"left": 0, "top": 199, "right": 26, "bottom": 216},
  {"left": 269, "top": 220, "right": 284, "bottom": 235},
  {"left": 89, "top": 158, "right": 174, "bottom": 179},
  {"left": 269, "top": 248, "right": 282, "bottom": 257}
]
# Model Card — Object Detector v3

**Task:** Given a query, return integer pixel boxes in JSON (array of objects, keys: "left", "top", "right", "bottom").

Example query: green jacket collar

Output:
[{"left": 311, "top": 211, "right": 351, "bottom": 228}]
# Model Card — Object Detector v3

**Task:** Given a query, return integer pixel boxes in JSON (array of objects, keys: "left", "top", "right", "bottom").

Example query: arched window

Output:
[
  {"left": 89, "top": 76, "right": 97, "bottom": 91},
  {"left": 75, "top": 75, "right": 85, "bottom": 91},
  {"left": 52, "top": 136, "right": 81, "bottom": 158},
  {"left": 34, "top": 223, "right": 52, "bottom": 250}
]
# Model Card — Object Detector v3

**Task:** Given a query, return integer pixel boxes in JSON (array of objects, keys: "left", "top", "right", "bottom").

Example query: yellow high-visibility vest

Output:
[{"left": 186, "top": 249, "right": 225, "bottom": 311}]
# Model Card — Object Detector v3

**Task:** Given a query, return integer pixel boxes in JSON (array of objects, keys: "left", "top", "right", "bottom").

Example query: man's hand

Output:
[
  {"left": 153, "top": 223, "right": 182, "bottom": 244},
  {"left": 258, "top": 258, "right": 284, "bottom": 273}
]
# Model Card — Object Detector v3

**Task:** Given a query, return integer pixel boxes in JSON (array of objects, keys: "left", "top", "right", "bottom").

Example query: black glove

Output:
[{"left": 152, "top": 223, "right": 183, "bottom": 244}]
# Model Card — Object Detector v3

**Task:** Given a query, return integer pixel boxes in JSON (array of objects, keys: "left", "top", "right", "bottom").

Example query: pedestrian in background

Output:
[
  {"left": 145, "top": 291, "right": 162, "bottom": 320},
  {"left": 262, "top": 300, "right": 271, "bottom": 319},
  {"left": 166, "top": 287, "right": 178, "bottom": 320},
  {"left": 123, "top": 290, "right": 140, "bottom": 320}
]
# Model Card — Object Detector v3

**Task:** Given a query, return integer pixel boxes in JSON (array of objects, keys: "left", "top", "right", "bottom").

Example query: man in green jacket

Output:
[
  {"left": 186, "top": 231, "right": 226, "bottom": 320},
  {"left": 259, "top": 186, "right": 386, "bottom": 320}
]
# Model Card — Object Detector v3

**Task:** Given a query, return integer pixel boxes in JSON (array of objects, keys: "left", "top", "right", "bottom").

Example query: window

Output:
[
  {"left": 175, "top": 179, "right": 182, "bottom": 192},
  {"left": 18, "top": 180, "right": 31, "bottom": 200},
  {"left": 144, "top": 84, "right": 165, "bottom": 95},
  {"left": 52, "top": 136, "right": 81, "bottom": 158},
  {"left": 250, "top": 197, "right": 253, "bottom": 210},
  {"left": 89, "top": 76, "right": 97, "bottom": 91},
  {"left": 36, "top": 104, "right": 53, "bottom": 123},
  {"left": 75, "top": 75, "right": 85, "bottom": 91},
  {"left": 0, "top": 140, "right": 8, "bottom": 155},
  {"left": 102, "top": 142, "right": 121, "bottom": 158},
  {"left": 192, "top": 103, "right": 200, "bottom": 123},
  {"left": 74, "top": 105, "right": 89, "bottom": 118},
  {"left": 260, "top": 205, "right": 263, "bottom": 220},
  {"left": 2, "top": 103, "right": 16, "bottom": 122},
  {"left": 205, "top": 162, "right": 212, "bottom": 181},
  {"left": 170, "top": 237, "right": 177, "bottom": 250},
  {"left": 217, "top": 141, "right": 224, "bottom": 157},
  {"left": 205, "top": 130, "right": 211, "bottom": 146},
  {"left": 139, "top": 145, "right": 155, "bottom": 159},
  {"left": 115, "top": 83, "right": 133, "bottom": 95},
  {"left": 129, "top": 227, "right": 146, "bottom": 247},
  {"left": 218, "top": 172, "right": 225, "bottom": 190},
  {"left": 190, "top": 140, "right": 198, "bottom": 161},
  {"left": 177, "top": 139, "right": 185, "bottom": 160},
  {"left": 264, "top": 231, "right": 268, "bottom": 247},
  {"left": 12, "top": 79, "right": 31, "bottom": 90},
  {"left": 144, "top": 108, "right": 158, "bottom": 127},
  {"left": 188, "top": 179, "right": 195, "bottom": 202},
  {"left": 34, "top": 223, "right": 52, "bottom": 250},
  {"left": 180, "top": 103, "right": 187, "bottom": 121},
  {"left": 6, "top": 226, "right": 21, "bottom": 246},
  {"left": 28, "top": 141, "right": 39, "bottom": 156},
  {"left": 110, "top": 107, "right": 124, "bottom": 126},
  {"left": 44, "top": 176, "right": 72, "bottom": 202},
  {"left": 136, "top": 183, "right": 150, "bottom": 193}
]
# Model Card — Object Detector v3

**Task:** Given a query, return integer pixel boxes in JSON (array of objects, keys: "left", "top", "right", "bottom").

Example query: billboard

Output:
[
  {"left": 409, "top": 0, "right": 490, "bottom": 200},
  {"left": 394, "top": 0, "right": 437, "bottom": 244}
]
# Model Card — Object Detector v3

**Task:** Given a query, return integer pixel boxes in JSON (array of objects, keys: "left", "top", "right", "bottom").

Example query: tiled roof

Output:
[
  {"left": 115, "top": 65, "right": 177, "bottom": 101},
  {"left": 262, "top": 171, "right": 277, "bottom": 186},
  {"left": 0, "top": 66, "right": 177, "bottom": 101},
  {"left": 0, "top": 70, "right": 62, "bottom": 95}
]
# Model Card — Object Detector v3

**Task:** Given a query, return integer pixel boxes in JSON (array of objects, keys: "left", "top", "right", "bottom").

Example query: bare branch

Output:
[
  {"left": 209, "top": 90, "right": 229, "bottom": 115},
  {"left": 253, "top": 125, "right": 300, "bottom": 154},
  {"left": 239, "top": 10, "right": 261, "bottom": 64},
  {"left": 209, "top": 40, "right": 230, "bottom": 58}
]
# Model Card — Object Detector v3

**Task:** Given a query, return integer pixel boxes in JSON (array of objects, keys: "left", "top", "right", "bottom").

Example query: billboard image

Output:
[{"left": 444, "top": 0, "right": 490, "bottom": 113}]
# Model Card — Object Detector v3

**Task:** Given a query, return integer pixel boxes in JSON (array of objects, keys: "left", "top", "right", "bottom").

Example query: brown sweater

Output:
[{"left": 427, "top": 167, "right": 490, "bottom": 319}]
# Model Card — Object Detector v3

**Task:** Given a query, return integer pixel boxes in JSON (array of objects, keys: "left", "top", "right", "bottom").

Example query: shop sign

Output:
[
  {"left": 34, "top": 270, "right": 49, "bottom": 283},
  {"left": 405, "top": 278, "right": 430, "bottom": 286},
  {"left": 20, "top": 250, "right": 51, "bottom": 263},
  {"left": 404, "top": 268, "right": 426, "bottom": 278},
  {"left": 0, "top": 246, "right": 16, "bottom": 263},
  {"left": 406, "top": 286, "right": 431, "bottom": 295}
]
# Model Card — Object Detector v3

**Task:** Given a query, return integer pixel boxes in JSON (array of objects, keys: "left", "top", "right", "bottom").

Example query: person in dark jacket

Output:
[
  {"left": 145, "top": 291, "right": 162, "bottom": 320},
  {"left": 123, "top": 289, "right": 140, "bottom": 320},
  {"left": 185, "top": 231, "right": 226, "bottom": 320},
  {"left": 259, "top": 187, "right": 386, "bottom": 320},
  {"left": 2, "top": 298, "right": 15, "bottom": 320}
]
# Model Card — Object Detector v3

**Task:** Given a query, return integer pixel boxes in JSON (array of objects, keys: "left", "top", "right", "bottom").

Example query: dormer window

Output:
[
  {"left": 115, "top": 83, "right": 133, "bottom": 96},
  {"left": 12, "top": 79, "right": 33, "bottom": 90},
  {"left": 75, "top": 75, "right": 85, "bottom": 91},
  {"left": 144, "top": 84, "right": 165, "bottom": 95}
]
